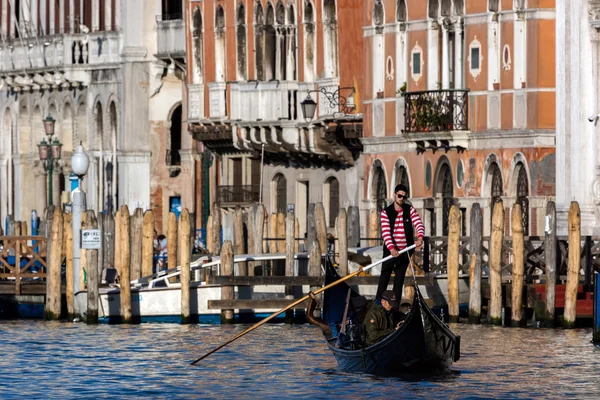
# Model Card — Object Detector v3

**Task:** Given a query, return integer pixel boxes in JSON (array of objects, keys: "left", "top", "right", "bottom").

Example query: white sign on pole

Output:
[{"left": 81, "top": 229, "right": 102, "bottom": 249}]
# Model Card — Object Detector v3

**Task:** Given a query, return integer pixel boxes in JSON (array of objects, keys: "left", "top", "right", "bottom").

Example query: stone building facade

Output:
[
  {"left": 184, "top": 0, "right": 365, "bottom": 237},
  {"left": 361, "top": 0, "right": 556, "bottom": 238},
  {"left": 0, "top": 0, "right": 195, "bottom": 233}
]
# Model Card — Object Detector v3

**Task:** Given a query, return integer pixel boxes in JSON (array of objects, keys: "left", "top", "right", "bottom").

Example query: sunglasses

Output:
[{"left": 396, "top": 194, "right": 407, "bottom": 199}]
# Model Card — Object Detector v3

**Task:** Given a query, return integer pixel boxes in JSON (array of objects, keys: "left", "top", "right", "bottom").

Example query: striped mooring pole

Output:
[{"left": 594, "top": 274, "right": 600, "bottom": 343}]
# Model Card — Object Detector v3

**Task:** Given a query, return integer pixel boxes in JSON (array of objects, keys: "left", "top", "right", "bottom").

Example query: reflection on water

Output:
[{"left": 0, "top": 321, "right": 599, "bottom": 398}]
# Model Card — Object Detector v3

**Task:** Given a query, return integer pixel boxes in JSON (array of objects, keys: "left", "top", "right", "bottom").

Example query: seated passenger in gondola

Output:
[
  {"left": 393, "top": 301, "right": 412, "bottom": 326},
  {"left": 364, "top": 291, "right": 402, "bottom": 347}
]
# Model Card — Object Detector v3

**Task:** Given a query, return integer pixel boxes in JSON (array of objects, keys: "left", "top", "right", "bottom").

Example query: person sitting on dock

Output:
[{"left": 365, "top": 290, "right": 402, "bottom": 346}]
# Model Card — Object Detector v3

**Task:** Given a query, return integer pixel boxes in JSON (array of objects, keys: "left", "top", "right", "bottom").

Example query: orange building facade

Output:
[{"left": 361, "top": 0, "right": 556, "bottom": 237}]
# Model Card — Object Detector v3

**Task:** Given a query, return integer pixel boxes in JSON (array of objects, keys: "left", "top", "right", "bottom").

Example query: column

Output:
[
  {"left": 105, "top": 0, "right": 112, "bottom": 30},
  {"left": 69, "top": 0, "right": 75, "bottom": 33},
  {"left": 453, "top": 21, "right": 463, "bottom": 89},
  {"left": 92, "top": 0, "right": 99, "bottom": 31},
  {"left": 31, "top": 0, "right": 38, "bottom": 35},
  {"left": 427, "top": 20, "right": 440, "bottom": 90},
  {"left": 396, "top": 27, "right": 407, "bottom": 89},
  {"left": 487, "top": 18, "right": 499, "bottom": 90},
  {"left": 441, "top": 25, "right": 449, "bottom": 89},
  {"left": 34, "top": 166, "right": 47, "bottom": 213},
  {"left": 50, "top": 0, "right": 55, "bottom": 34},
  {"left": 0, "top": 158, "right": 8, "bottom": 224},
  {"left": 59, "top": 0, "right": 65, "bottom": 34}
]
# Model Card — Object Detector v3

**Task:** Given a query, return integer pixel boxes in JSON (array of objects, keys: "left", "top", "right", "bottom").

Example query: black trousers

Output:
[{"left": 376, "top": 253, "right": 411, "bottom": 301}]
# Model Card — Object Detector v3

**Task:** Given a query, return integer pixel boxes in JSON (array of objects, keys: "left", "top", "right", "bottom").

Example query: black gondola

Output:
[{"left": 309, "top": 257, "right": 460, "bottom": 376}]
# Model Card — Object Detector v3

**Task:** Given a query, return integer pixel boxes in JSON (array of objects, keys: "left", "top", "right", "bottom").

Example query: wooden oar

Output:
[{"left": 190, "top": 245, "right": 415, "bottom": 365}]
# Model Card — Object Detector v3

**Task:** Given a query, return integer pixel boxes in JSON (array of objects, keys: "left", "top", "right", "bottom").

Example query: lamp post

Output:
[
  {"left": 300, "top": 86, "right": 356, "bottom": 122},
  {"left": 71, "top": 142, "right": 90, "bottom": 305},
  {"left": 37, "top": 116, "right": 62, "bottom": 206}
]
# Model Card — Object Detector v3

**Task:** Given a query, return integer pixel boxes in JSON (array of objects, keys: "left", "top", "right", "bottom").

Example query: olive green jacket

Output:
[{"left": 364, "top": 303, "right": 395, "bottom": 346}]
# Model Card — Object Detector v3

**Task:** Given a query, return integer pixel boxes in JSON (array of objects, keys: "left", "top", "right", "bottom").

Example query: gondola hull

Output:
[{"left": 321, "top": 260, "right": 460, "bottom": 376}]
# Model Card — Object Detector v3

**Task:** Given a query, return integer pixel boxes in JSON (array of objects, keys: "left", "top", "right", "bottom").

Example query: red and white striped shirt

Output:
[{"left": 380, "top": 206, "right": 425, "bottom": 251}]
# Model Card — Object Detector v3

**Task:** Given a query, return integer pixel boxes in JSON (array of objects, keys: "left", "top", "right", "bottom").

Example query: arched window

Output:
[
  {"left": 324, "top": 177, "right": 339, "bottom": 228},
  {"left": 395, "top": 165, "right": 410, "bottom": 197},
  {"left": 397, "top": 0, "right": 407, "bottom": 22},
  {"left": 276, "top": 1, "right": 286, "bottom": 80},
  {"left": 490, "top": 163, "right": 503, "bottom": 205},
  {"left": 286, "top": 4, "right": 297, "bottom": 81},
  {"left": 428, "top": 0, "right": 439, "bottom": 19},
  {"left": 489, "top": 0, "right": 499, "bottom": 12},
  {"left": 265, "top": 3, "right": 276, "bottom": 80},
  {"left": 255, "top": 4, "right": 265, "bottom": 80},
  {"left": 168, "top": 104, "right": 182, "bottom": 166},
  {"left": 441, "top": 0, "right": 452, "bottom": 16},
  {"left": 215, "top": 6, "right": 226, "bottom": 82},
  {"left": 237, "top": 4, "right": 247, "bottom": 81},
  {"left": 162, "top": 0, "right": 182, "bottom": 20},
  {"left": 373, "top": 1, "right": 384, "bottom": 26},
  {"left": 192, "top": 7, "right": 204, "bottom": 84},
  {"left": 273, "top": 173, "right": 287, "bottom": 213},
  {"left": 436, "top": 163, "right": 453, "bottom": 236},
  {"left": 303, "top": 1, "right": 315, "bottom": 81},
  {"left": 323, "top": 0, "right": 339, "bottom": 78},
  {"left": 516, "top": 163, "right": 529, "bottom": 235},
  {"left": 372, "top": 162, "right": 387, "bottom": 214},
  {"left": 94, "top": 102, "right": 103, "bottom": 152}
]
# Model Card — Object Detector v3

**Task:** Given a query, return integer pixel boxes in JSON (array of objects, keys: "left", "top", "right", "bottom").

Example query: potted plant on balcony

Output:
[{"left": 396, "top": 82, "right": 407, "bottom": 95}]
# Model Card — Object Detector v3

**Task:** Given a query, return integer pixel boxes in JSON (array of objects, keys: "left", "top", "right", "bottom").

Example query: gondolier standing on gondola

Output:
[{"left": 377, "top": 184, "right": 425, "bottom": 304}]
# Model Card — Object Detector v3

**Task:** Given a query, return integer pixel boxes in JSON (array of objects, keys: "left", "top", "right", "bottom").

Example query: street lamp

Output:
[
  {"left": 71, "top": 142, "right": 89, "bottom": 312},
  {"left": 300, "top": 86, "right": 356, "bottom": 122},
  {"left": 37, "top": 116, "right": 62, "bottom": 206}
]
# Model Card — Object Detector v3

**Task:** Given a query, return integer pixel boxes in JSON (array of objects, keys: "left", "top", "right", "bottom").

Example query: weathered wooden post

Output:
[
  {"left": 544, "top": 201, "right": 557, "bottom": 327},
  {"left": 277, "top": 212, "right": 286, "bottom": 254},
  {"left": 307, "top": 203, "right": 316, "bottom": 249},
  {"left": 212, "top": 203, "right": 221, "bottom": 256},
  {"left": 141, "top": 210, "right": 155, "bottom": 278},
  {"left": 167, "top": 212, "right": 178, "bottom": 269},
  {"left": 314, "top": 203, "right": 327, "bottom": 254},
  {"left": 269, "top": 213, "right": 277, "bottom": 254},
  {"left": 179, "top": 209, "right": 192, "bottom": 324},
  {"left": 263, "top": 214, "right": 269, "bottom": 254},
  {"left": 489, "top": 200, "right": 504, "bottom": 325},
  {"left": 337, "top": 208, "right": 348, "bottom": 276},
  {"left": 564, "top": 201, "right": 580, "bottom": 328},
  {"left": 234, "top": 207, "right": 247, "bottom": 276},
  {"left": 468, "top": 203, "right": 483, "bottom": 324},
  {"left": 220, "top": 240, "right": 235, "bottom": 323},
  {"left": 45, "top": 207, "right": 63, "bottom": 320},
  {"left": 85, "top": 211, "right": 99, "bottom": 324},
  {"left": 447, "top": 205, "right": 460, "bottom": 323},
  {"left": 130, "top": 208, "right": 144, "bottom": 281},
  {"left": 309, "top": 240, "right": 322, "bottom": 317},
  {"left": 79, "top": 212, "right": 88, "bottom": 290},
  {"left": 347, "top": 206, "right": 360, "bottom": 247},
  {"left": 285, "top": 210, "right": 296, "bottom": 323},
  {"left": 246, "top": 209, "right": 255, "bottom": 276},
  {"left": 253, "top": 204, "right": 265, "bottom": 275},
  {"left": 102, "top": 212, "right": 115, "bottom": 275},
  {"left": 511, "top": 203, "right": 525, "bottom": 327},
  {"left": 64, "top": 213, "right": 74, "bottom": 320},
  {"left": 369, "top": 209, "right": 378, "bottom": 246},
  {"left": 114, "top": 211, "right": 121, "bottom": 278},
  {"left": 119, "top": 205, "right": 132, "bottom": 323}
]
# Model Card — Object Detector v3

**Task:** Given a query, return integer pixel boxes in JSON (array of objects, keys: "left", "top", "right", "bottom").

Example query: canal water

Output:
[{"left": 1, "top": 321, "right": 598, "bottom": 398}]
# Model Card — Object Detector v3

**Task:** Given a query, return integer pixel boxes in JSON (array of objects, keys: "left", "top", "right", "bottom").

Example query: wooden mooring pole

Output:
[
  {"left": 544, "top": 201, "right": 557, "bottom": 327},
  {"left": 221, "top": 241, "right": 235, "bottom": 323},
  {"left": 45, "top": 207, "right": 63, "bottom": 320},
  {"left": 564, "top": 201, "right": 580, "bottom": 328},
  {"left": 285, "top": 210, "right": 295, "bottom": 323},
  {"left": 141, "top": 210, "right": 155, "bottom": 278},
  {"left": 468, "top": 203, "right": 483, "bottom": 324},
  {"left": 180, "top": 209, "right": 192, "bottom": 324},
  {"left": 337, "top": 208, "right": 348, "bottom": 276},
  {"left": 489, "top": 200, "right": 504, "bottom": 325},
  {"left": 234, "top": 206, "right": 247, "bottom": 276},
  {"left": 85, "top": 211, "right": 99, "bottom": 324},
  {"left": 447, "top": 205, "right": 460, "bottom": 323},
  {"left": 64, "top": 213, "right": 75, "bottom": 320},
  {"left": 119, "top": 205, "right": 132, "bottom": 324},
  {"left": 511, "top": 203, "right": 525, "bottom": 327}
]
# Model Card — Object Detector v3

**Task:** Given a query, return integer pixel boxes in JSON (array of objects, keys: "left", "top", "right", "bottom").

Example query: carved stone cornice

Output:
[{"left": 590, "top": 0, "right": 600, "bottom": 31}]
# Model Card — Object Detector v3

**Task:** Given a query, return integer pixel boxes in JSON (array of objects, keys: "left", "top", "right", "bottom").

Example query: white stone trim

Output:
[
  {"left": 467, "top": 87, "right": 556, "bottom": 96},
  {"left": 468, "top": 36, "right": 483, "bottom": 81},
  {"left": 410, "top": 42, "right": 424, "bottom": 84}
]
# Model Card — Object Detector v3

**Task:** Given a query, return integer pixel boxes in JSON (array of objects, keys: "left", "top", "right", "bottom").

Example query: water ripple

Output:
[{"left": 0, "top": 321, "right": 598, "bottom": 398}]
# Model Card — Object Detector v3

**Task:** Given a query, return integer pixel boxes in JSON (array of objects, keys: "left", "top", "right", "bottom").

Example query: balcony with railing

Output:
[
  {"left": 403, "top": 89, "right": 469, "bottom": 133},
  {"left": 156, "top": 15, "right": 186, "bottom": 58},
  {"left": 217, "top": 185, "right": 260, "bottom": 207}
]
